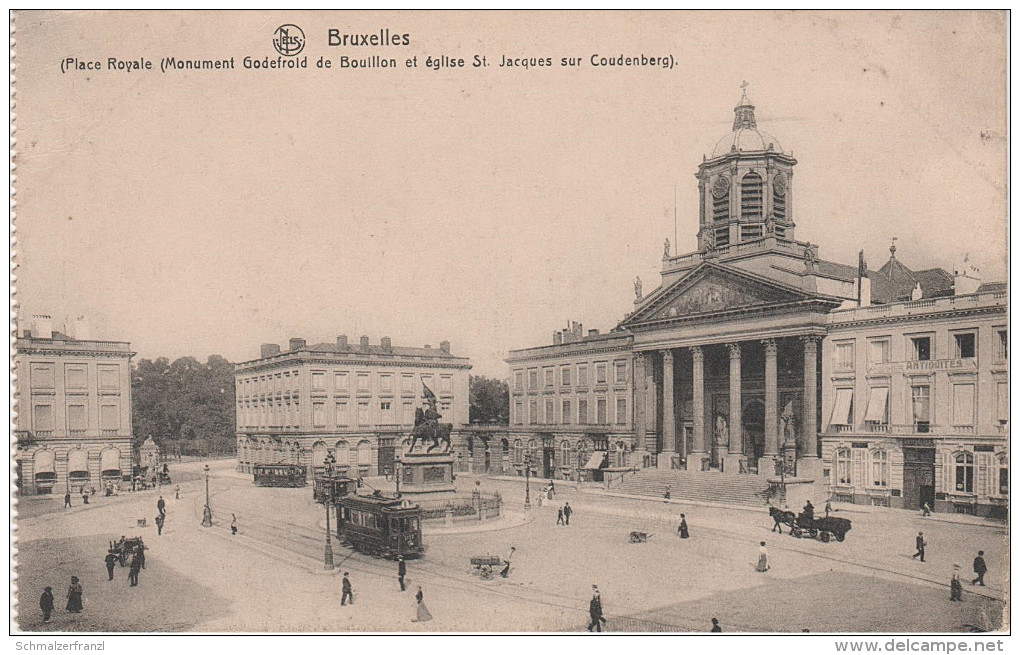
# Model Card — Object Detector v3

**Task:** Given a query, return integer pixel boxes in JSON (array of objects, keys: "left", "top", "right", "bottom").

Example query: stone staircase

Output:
[{"left": 612, "top": 468, "right": 772, "bottom": 508}]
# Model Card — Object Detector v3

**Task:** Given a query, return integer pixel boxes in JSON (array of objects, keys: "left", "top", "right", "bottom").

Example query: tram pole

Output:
[
  {"left": 201, "top": 464, "right": 212, "bottom": 527},
  {"left": 524, "top": 450, "right": 532, "bottom": 511},
  {"left": 323, "top": 451, "right": 335, "bottom": 571}
]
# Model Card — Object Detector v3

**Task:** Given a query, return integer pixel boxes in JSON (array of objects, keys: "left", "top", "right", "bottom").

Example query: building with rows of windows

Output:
[
  {"left": 14, "top": 315, "right": 134, "bottom": 496},
  {"left": 505, "top": 88, "right": 1007, "bottom": 514},
  {"left": 234, "top": 335, "right": 470, "bottom": 480}
]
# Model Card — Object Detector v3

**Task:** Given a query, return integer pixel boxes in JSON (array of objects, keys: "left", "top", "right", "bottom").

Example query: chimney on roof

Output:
[
  {"left": 32, "top": 314, "right": 53, "bottom": 340},
  {"left": 381, "top": 336, "right": 392, "bottom": 351},
  {"left": 553, "top": 331, "right": 563, "bottom": 345},
  {"left": 289, "top": 338, "right": 306, "bottom": 351},
  {"left": 588, "top": 329, "right": 599, "bottom": 337},
  {"left": 360, "top": 335, "right": 370, "bottom": 348},
  {"left": 72, "top": 316, "right": 91, "bottom": 341},
  {"left": 337, "top": 335, "right": 348, "bottom": 349},
  {"left": 424, "top": 344, "right": 432, "bottom": 350},
  {"left": 261, "top": 343, "right": 282, "bottom": 358},
  {"left": 439, "top": 340, "right": 450, "bottom": 354}
]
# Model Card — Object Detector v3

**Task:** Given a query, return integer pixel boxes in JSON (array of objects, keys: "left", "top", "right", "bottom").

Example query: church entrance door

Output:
[{"left": 742, "top": 399, "right": 765, "bottom": 471}]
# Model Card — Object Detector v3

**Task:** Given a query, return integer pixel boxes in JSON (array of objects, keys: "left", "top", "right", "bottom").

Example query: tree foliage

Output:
[
  {"left": 132, "top": 355, "right": 236, "bottom": 455},
  {"left": 469, "top": 375, "right": 509, "bottom": 425}
]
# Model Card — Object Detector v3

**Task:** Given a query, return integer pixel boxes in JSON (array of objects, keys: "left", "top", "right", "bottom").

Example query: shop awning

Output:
[
  {"left": 34, "top": 449, "right": 55, "bottom": 474},
  {"left": 100, "top": 448, "right": 121, "bottom": 472},
  {"left": 864, "top": 387, "right": 889, "bottom": 422},
  {"left": 830, "top": 388, "right": 854, "bottom": 425},
  {"left": 583, "top": 451, "right": 607, "bottom": 470}
]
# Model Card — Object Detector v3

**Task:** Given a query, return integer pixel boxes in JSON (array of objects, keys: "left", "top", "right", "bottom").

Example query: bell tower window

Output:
[
  {"left": 740, "top": 172, "right": 763, "bottom": 220},
  {"left": 741, "top": 224, "right": 763, "bottom": 241}
]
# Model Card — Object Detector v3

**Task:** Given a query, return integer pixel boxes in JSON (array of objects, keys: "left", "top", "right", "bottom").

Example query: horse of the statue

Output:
[{"left": 409, "top": 407, "right": 453, "bottom": 454}]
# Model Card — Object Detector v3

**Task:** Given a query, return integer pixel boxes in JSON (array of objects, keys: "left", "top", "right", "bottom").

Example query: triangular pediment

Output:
[{"left": 622, "top": 263, "right": 833, "bottom": 327}]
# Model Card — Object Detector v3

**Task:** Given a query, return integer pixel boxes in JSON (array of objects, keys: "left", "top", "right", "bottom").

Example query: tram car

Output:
[
  {"left": 313, "top": 473, "right": 357, "bottom": 503},
  {"left": 338, "top": 493, "right": 424, "bottom": 559},
  {"left": 253, "top": 463, "right": 307, "bottom": 487}
]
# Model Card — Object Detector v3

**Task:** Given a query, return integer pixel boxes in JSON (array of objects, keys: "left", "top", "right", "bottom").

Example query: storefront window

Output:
[
  {"left": 871, "top": 450, "right": 888, "bottom": 487},
  {"left": 836, "top": 448, "right": 852, "bottom": 485}
]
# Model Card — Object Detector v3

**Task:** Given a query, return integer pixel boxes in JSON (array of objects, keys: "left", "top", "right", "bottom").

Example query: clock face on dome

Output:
[
  {"left": 712, "top": 176, "right": 730, "bottom": 199},
  {"left": 773, "top": 173, "right": 787, "bottom": 196}
]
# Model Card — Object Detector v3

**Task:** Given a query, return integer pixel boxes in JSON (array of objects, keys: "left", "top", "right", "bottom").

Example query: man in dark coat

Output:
[
  {"left": 563, "top": 502, "right": 573, "bottom": 526},
  {"left": 155, "top": 514, "right": 165, "bottom": 536},
  {"left": 972, "top": 551, "right": 987, "bottom": 586},
  {"left": 64, "top": 492, "right": 72, "bottom": 508},
  {"left": 587, "top": 585, "right": 606, "bottom": 632},
  {"left": 104, "top": 550, "right": 118, "bottom": 581},
  {"left": 398, "top": 556, "right": 406, "bottom": 592},
  {"left": 710, "top": 618, "right": 721, "bottom": 632},
  {"left": 40, "top": 587, "right": 54, "bottom": 623},
  {"left": 128, "top": 554, "right": 141, "bottom": 586},
  {"left": 157, "top": 496, "right": 166, "bottom": 517},
  {"left": 341, "top": 572, "right": 354, "bottom": 606},
  {"left": 912, "top": 531, "right": 926, "bottom": 562}
]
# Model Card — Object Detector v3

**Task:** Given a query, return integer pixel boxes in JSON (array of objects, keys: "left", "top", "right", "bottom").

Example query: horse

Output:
[
  {"left": 769, "top": 506, "right": 796, "bottom": 534},
  {"left": 409, "top": 419, "right": 453, "bottom": 454}
]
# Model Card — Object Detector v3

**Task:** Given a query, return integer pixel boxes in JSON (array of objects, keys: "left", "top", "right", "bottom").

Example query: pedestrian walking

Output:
[
  {"left": 710, "top": 617, "right": 721, "bottom": 632},
  {"left": 921, "top": 502, "right": 932, "bottom": 517},
  {"left": 563, "top": 502, "right": 573, "bottom": 525},
  {"left": 556, "top": 508, "right": 565, "bottom": 525},
  {"left": 398, "top": 556, "right": 406, "bottom": 591},
  {"left": 104, "top": 550, "right": 117, "bottom": 581},
  {"left": 128, "top": 554, "right": 141, "bottom": 587},
  {"left": 824, "top": 500, "right": 832, "bottom": 518},
  {"left": 65, "top": 576, "right": 83, "bottom": 613},
  {"left": 950, "top": 564, "right": 963, "bottom": 601},
  {"left": 413, "top": 586, "right": 433, "bottom": 623},
  {"left": 500, "top": 546, "right": 516, "bottom": 579},
  {"left": 678, "top": 514, "right": 689, "bottom": 539},
  {"left": 136, "top": 543, "right": 146, "bottom": 569},
  {"left": 81, "top": 489, "right": 89, "bottom": 505},
  {"left": 587, "top": 585, "right": 607, "bottom": 632},
  {"left": 756, "top": 541, "right": 770, "bottom": 572},
  {"left": 40, "top": 587, "right": 54, "bottom": 623},
  {"left": 64, "top": 492, "right": 72, "bottom": 508},
  {"left": 231, "top": 514, "right": 238, "bottom": 535},
  {"left": 155, "top": 514, "right": 165, "bottom": 536},
  {"left": 341, "top": 572, "right": 354, "bottom": 606},
  {"left": 912, "top": 531, "right": 926, "bottom": 562},
  {"left": 174, "top": 485, "right": 180, "bottom": 500},
  {"left": 549, "top": 480, "right": 556, "bottom": 498},
  {"left": 156, "top": 496, "right": 166, "bottom": 517},
  {"left": 972, "top": 551, "right": 987, "bottom": 586}
]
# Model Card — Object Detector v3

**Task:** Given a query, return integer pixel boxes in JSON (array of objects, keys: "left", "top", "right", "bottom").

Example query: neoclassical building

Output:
[
  {"left": 507, "top": 89, "right": 1008, "bottom": 514},
  {"left": 234, "top": 335, "right": 470, "bottom": 479},
  {"left": 14, "top": 315, "right": 134, "bottom": 495}
]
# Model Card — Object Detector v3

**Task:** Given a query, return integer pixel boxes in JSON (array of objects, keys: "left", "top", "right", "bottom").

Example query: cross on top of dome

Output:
[{"left": 733, "top": 81, "right": 757, "bottom": 130}]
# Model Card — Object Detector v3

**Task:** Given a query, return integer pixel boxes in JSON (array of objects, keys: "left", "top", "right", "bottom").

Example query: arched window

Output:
[
  {"left": 836, "top": 448, "right": 852, "bottom": 485},
  {"left": 870, "top": 449, "right": 888, "bottom": 487},
  {"left": 772, "top": 173, "right": 787, "bottom": 221},
  {"left": 358, "top": 440, "right": 373, "bottom": 467},
  {"left": 741, "top": 171, "right": 764, "bottom": 221},
  {"left": 335, "top": 440, "right": 350, "bottom": 466},
  {"left": 311, "top": 441, "right": 327, "bottom": 471},
  {"left": 954, "top": 452, "right": 974, "bottom": 493}
]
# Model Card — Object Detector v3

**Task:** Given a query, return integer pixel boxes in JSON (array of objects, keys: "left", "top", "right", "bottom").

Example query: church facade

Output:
[{"left": 506, "top": 90, "right": 1008, "bottom": 515}]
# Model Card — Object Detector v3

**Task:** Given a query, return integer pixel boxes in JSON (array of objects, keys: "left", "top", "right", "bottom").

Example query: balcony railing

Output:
[
  {"left": 831, "top": 289, "right": 1006, "bottom": 323},
  {"left": 101, "top": 429, "right": 118, "bottom": 436},
  {"left": 69, "top": 430, "right": 87, "bottom": 437}
]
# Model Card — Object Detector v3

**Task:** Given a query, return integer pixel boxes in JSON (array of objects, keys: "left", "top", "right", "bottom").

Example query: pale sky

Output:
[{"left": 13, "top": 10, "right": 1008, "bottom": 377}]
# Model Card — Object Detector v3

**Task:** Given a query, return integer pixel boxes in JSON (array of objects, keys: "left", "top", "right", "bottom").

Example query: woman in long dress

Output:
[
  {"left": 756, "top": 541, "right": 770, "bottom": 572},
  {"left": 65, "top": 576, "right": 83, "bottom": 613},
  {"left": 414, "top": 585, "right": 433, "bottom": 622},
  {"left": 678, "top": 514, "right": 689, "bottom": 539}
]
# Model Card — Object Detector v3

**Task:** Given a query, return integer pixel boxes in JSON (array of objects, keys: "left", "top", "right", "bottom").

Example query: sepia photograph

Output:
[{"left": 8, "top": 9, "right": 1010, "bottom": 644}]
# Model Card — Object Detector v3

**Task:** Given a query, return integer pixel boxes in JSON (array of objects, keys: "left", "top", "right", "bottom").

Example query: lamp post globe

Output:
[{"left": 201, "top": 464, "right": 213, "bottom": 527}]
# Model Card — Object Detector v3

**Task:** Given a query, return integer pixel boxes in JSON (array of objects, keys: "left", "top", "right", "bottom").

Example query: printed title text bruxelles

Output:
[{"left": 60, "top": 28, "right": 675, "bottom": 73}]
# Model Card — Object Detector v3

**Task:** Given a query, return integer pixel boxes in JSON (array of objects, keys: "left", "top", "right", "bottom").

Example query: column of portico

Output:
[
  {"left": 690, "top": 346, "right": 708, "bottom": 471},
  {"left": 632, "top": 352, "right": 650, "bottom": 467},
  {"left": 724, "top": 342, "right": 748, "bottom": 473},
  {"left": 659, "top": 349, "right": 676, "bottom": 469},
  {"left": 799, "top": 335, "right": 821, "bottom": 480},
  {"left": 761, "top": 338, "right": 779, "bottom": 475}
]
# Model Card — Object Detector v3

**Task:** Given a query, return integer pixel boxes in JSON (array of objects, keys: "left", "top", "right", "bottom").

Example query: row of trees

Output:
[{"left": 131, "top": 359, "right": 511, "bottom": 456}]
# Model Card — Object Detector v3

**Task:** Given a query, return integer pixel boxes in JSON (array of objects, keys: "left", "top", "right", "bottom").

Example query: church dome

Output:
[{"left": 708, "top": 87, "right": 784, "bottom": 158}]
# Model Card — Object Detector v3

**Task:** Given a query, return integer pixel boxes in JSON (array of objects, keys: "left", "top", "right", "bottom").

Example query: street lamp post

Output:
[
  {"left": 201, "top": 464, "right": 212, "bottom": 527},
  {"left": 395, "top": 460, "right": 403, "bottom": 497},
  {"left": 323, "top": 451, "right": 336, "bottom": 571},
  {"left": 523, "top": 449, "right": 532, "bottom": 511}
]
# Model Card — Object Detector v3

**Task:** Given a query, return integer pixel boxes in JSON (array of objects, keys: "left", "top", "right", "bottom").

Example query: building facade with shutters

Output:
[
  {"left": 14, "top": 315, "right": 134, "bottom": 496},
  {"left": 234, "top": 335, "right": 470, "bottom": 480},
  {"left": 820, "top": 286, "right": 1008, "bottom": 517},
  {"left": 504, "top": 88, "right": 1007, "bottom": 515}
]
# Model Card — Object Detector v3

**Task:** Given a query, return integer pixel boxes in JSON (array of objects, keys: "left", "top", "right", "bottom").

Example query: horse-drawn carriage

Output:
[
  {"left": 769, "top": 506, "right": 851, "bottom": 542},
  {"left": 109, "top": 536, "right": 145, "bottom": 566}
]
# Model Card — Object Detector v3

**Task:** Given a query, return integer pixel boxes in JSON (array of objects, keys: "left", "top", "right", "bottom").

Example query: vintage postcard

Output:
[{"left": 9, "top": 9, "right": 1009, "bottom": 642}]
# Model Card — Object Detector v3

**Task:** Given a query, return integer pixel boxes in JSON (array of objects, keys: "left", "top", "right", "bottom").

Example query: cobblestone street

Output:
[{"left": 14, "top": 460, "right": 1007, "bottom": 632}]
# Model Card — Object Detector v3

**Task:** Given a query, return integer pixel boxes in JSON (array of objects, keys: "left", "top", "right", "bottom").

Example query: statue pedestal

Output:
[
  {"left": 722, "top": 453, "right": 748, "bottom": 474},
  {"left": 399, "top": 450, "right": 456, "bottom": 501}
]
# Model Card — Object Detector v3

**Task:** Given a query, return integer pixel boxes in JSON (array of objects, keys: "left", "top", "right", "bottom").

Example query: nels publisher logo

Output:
[{"left": 273, "top": 24, "right": 305, "bottom": 56}]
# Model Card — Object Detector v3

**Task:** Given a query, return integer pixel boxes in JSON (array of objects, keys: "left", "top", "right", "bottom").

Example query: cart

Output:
[
  {"left": 470, "top": 555, "right": 502, "bottom": 579},
  {"left": 629, "top": 531, "right": 652, "bottom": 543}
]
